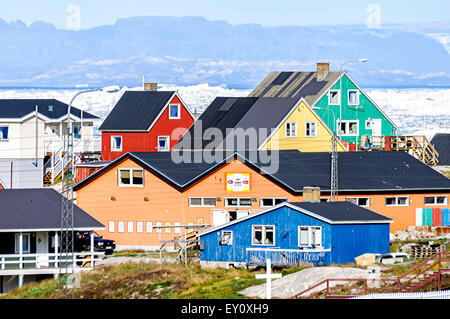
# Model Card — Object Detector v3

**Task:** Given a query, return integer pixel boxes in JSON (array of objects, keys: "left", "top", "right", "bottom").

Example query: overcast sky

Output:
[{"left": 0, "top": 0, "right": 448, "bottom": 29}]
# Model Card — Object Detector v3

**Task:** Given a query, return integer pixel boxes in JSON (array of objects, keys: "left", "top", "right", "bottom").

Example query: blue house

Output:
[{"left": 198, "top": 201, "right": 392, "bottom": 268}]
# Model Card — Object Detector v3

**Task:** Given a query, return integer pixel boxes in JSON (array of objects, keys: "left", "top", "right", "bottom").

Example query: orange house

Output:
[{"left": 73, "top": 150, "right": 450, "bottom": 250}]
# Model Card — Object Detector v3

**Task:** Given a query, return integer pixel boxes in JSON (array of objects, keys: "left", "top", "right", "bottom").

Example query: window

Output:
[
  {"left": 220, "top": 231, "right": 233, "bottom": 245},
  {"left": 337, "top": 120, "right": 359, "bottom": 136},
  {"left": 328, "top": 90, "right": 340, "bottom": 105},
  {"left": 225, "top": 198, "right": 252, "bottom": 207},
  {"left": 0, "top": 126, "right": 9, "bottom": 141},
  {"left": 385, "top": 196, "right": 409, "bottom": 206},
  {"left": 305, "top": 122, "right": 316, "bottom": 137},
  {"left": 252, "top": 225, "right": 275, "bottom": 246},
  {"left": 424, "top": 196, "right": 448, "bottom": 205},
  {"left": 118, "top": 168, "right": 144, "bottom": 186},
  {"left": 146, "top": 222, "right": 153, "bottom": 233},
  {"left": 365, "top": 119, "right": 373, "bottom": 130},
  {"left": 189, "top": 197, "right": 216, "bottom": 207},
  {"left": 157, "top": 136, "right": 170, "bottom": 152},
  {"left": 73, "top": 124, "right": 81, "bottom": 139},
  {"left": 137, "top": 221, "right": 143, "bottom": 233},
  {"left": 118, "top": 221, "right": 125, "bottom": 233},
  {"left": 285, "top": 122, "right": 297, "bottom": 137},
  {"left": 108, "top": 221, "right": 115, "bottom": 233},
  {"left": 127, "top": 221, "right": 134, "bottom": 233},
  {"left": 14, "top": 233, "right": 30, "bottom": 253},
  {"left": 169, "top": 104, "right": 180, "bottom": 119},
  {"left": 298, "top": 226, "right": 322, "bottom": 248},
  {"left": 346, "top": 197, "right": 370, "bottom": 207},
  {"left": 260, "top": 198, "right": 287, "bottom": 207},
  {"left": 111, "top": 136, "right": 122, "bottom": 151},
  {"left": 348, "top": 90, "right": 359, "bottom": 105}
]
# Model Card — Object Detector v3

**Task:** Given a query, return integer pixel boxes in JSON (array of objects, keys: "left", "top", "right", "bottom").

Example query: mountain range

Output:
[{"left": 0, "top": 16, "right": 449, "bottom": 88}]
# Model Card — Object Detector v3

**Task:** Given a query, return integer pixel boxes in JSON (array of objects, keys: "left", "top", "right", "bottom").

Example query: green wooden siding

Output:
[{"left": 313, "top": 74, "right": 396, "bottom": 146}]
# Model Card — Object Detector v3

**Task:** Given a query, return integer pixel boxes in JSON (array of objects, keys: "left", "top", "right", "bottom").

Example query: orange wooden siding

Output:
[{"left": 76, "top": 158, "right": 449, "bottom": 248}]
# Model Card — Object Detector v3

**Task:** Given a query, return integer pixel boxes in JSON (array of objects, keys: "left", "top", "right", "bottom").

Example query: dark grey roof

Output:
[
  {"left": 73, "top": 150, "right": 450, "bottom": 193},
  {"left": 98, "top": 90, "right": 176, "bottom": 131},
  {"left": 174, "top": 97, "right": 259, "bottom": 150},
  {"left": 199, "top": 201, "right": 392, "bottom": 236},
  {"left": 248, "top": 71, "right": 342, "bottom": 105},
  {"left": 0, "top": 188, "right": 104, "bottom": 231},
  {"left": 289, "top": 201, "right": 393, "bottom": 223},
  {"left": 0, "top": 99, "right": 99, "bottom": 120},
  {"left": 431, "top": 133, "right": 450, "bottom": 166}
]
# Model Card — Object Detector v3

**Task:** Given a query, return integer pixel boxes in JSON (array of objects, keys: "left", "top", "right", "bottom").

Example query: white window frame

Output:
[
  {"left": 118, "top": 221, "right": 125, "bottom": 233},
  {"left": 328, "top": 90, "right": 341, "bottom": 105},
  {"left": 285, "top": 122, "right": 297, "bottom": 138},
  {"left": 298, "top": 226, "right": 322, "bottom": 248},
  {"left": 348, "top": 90, "right": 360, "bottom": 105},
  {"left": 259, "top": 198, "right": 287, "bottom": 208},
  {"left": 111, "top": 135, "right": 122, "bottom": 152},
  {"left": 14, "top": 233, "right": 31, "bottom": 254},
  {"left": 385, "top": 196, "right": 410, "bottom": 207},
  {"left": 169, "top": 103, "right": 181, "bottom": 119},
  {"left": 365, "top": 119, "right": 373, "bottom": 130},
  {"left": 108, "top": 221, "right": 115, "bottom": 233},
  {"left": 346, "top": 197, "right": 371, "bottom": 207},
  {"left": 337, "top": 120, "right": 359, "bottom": 136},
  {"left": 0, "top": 125, "right": 9, "bottom": 141},
  {"left": 157, "top": 136, "right": 170, "bottom": 152},
  {"left": 225, "top": 198, "right": 252, "bottom": 208},
  {"left": 127, "top": 221, "right": 134, "bottom": 233},
  {"left": 424, "top": 195, "right": 448, "bottom": 206},
  {"left": 305, "top": 121, "right": 317, "bottom": 137},
  {"left": 252, "top": 225, "right": 275, "bottom": 246},
  {"left": 118, "top": 168, "right": 144, "bottom": 187},
  {"left": 146, "top": 221, "right": 153, "bottom": 233},
  {"left": 136, "top": 221, "right": 143, "bottom": 233},
  {"left": 188, "top": 197, "right": 216, "bottom": 207},
  {"left": 220, "top": 231, "right": 233, "bottom": 245}
]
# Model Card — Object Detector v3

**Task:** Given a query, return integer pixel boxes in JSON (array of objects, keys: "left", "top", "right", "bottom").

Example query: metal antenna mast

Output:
[{"left": 312, "top": 106, "right": 338, "bottom": 201}]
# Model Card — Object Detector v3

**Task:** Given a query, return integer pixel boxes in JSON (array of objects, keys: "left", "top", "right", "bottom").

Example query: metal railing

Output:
[
  {"left": 246, "top": 247, "right": 331, "bottom": 267},
  {"left": 291, "top": 251, "right": 450, "bottom": 299}
]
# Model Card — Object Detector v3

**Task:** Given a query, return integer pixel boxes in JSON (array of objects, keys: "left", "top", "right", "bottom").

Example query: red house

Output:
[{"left": 99, "top": 87, "right": 195, "bottom": 161}]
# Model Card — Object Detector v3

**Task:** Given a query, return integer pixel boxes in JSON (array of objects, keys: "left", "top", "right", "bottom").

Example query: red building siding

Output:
[
  {"left": 75, "top": 166, "right": 105, "bottom": 184},
  {"left": 101, "top": 95, "right": 194, "bottom": 161}
]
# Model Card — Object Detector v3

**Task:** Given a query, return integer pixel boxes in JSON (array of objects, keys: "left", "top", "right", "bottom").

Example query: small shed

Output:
[{"left": 198, "top": 201, "right": 393, "bottom": 268}]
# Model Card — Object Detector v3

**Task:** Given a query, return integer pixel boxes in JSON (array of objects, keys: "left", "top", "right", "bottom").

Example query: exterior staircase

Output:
[
  {"left": 291, "top": 251, "right": 449, "bottom": 299},
  {"left": 362, "top": 135, "right": 439, "bottom": 165}
]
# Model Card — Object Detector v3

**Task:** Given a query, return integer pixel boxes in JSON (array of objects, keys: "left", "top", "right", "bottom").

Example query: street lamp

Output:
[{"left": 59, "top": 85, "right": 120, "bottom": 298}]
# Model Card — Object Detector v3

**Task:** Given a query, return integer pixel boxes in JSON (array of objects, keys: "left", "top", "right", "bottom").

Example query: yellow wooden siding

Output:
[{"left": 261, "top": 100, "right": 346, "bottom": 152}]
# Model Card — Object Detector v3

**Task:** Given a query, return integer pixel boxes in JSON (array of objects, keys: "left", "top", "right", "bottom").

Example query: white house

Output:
[
  {"left": 0, "top": 99, "right": 101, "bottom": 187},
  {"left": 0, "top": 188, "right": 105, "bottom": 293}
]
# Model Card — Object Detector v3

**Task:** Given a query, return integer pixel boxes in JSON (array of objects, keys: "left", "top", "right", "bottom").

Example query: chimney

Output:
[
  {"left": 303, "top": 186, "right": 321, "bottom": 202},
  {"left": 144, "top": 82, "right": 157, "bottom": 91},
  {"left": 316, "top": 63, "right": 329, "bottom": 81}
]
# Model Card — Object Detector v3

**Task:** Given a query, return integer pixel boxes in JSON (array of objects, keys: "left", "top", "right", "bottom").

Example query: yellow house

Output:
[
  {"left": 174, "top": 96, "right": 347, "bottom": 153},
  {"left": 260, "top": 98, "right": 347, "bottom": 152}
]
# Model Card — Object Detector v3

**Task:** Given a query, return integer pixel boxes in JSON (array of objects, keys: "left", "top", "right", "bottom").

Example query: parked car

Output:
[{"left": 76, "top": 231, "right": 116, "bottom": 255}]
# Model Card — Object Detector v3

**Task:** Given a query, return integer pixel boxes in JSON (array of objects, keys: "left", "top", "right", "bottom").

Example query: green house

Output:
[{"left": 249, "top": 63, "right": 398, "bottom": 150}]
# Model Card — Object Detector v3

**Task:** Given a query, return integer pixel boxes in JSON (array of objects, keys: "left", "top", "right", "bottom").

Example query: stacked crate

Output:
[{"left": 410, "top": 243, "right": 445, "bottom": 259}]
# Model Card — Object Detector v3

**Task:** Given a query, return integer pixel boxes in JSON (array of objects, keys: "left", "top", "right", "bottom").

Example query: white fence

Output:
[
  {"left": 353, "top": 290, "right": 450, "bottom": 299},
  {"left": 0, "top": 252, "right": 104, "bottom": 275}
]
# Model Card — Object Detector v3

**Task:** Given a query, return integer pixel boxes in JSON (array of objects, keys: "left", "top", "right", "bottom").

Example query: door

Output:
[
  {"left": 371, "top": 119, "right": 382, "bottom": 136},
  {"left": 212, "top": 210, "right": 229, "bottom": 227},
  {"left": 36, "top": 232, "right": 49, "bottom": 268}
]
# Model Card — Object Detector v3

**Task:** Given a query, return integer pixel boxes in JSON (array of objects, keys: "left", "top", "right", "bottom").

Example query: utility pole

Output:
[{"left": 58, "top": 87, "right": 120, "bottom": 298}]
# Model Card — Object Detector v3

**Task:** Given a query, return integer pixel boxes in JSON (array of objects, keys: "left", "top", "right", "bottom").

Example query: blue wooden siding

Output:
[
  {"left": 199, "top": 206, "right": 390, "bottom": 266},
  {"left": 331, "top": 223, "right": 390, "bottom": 264}
]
